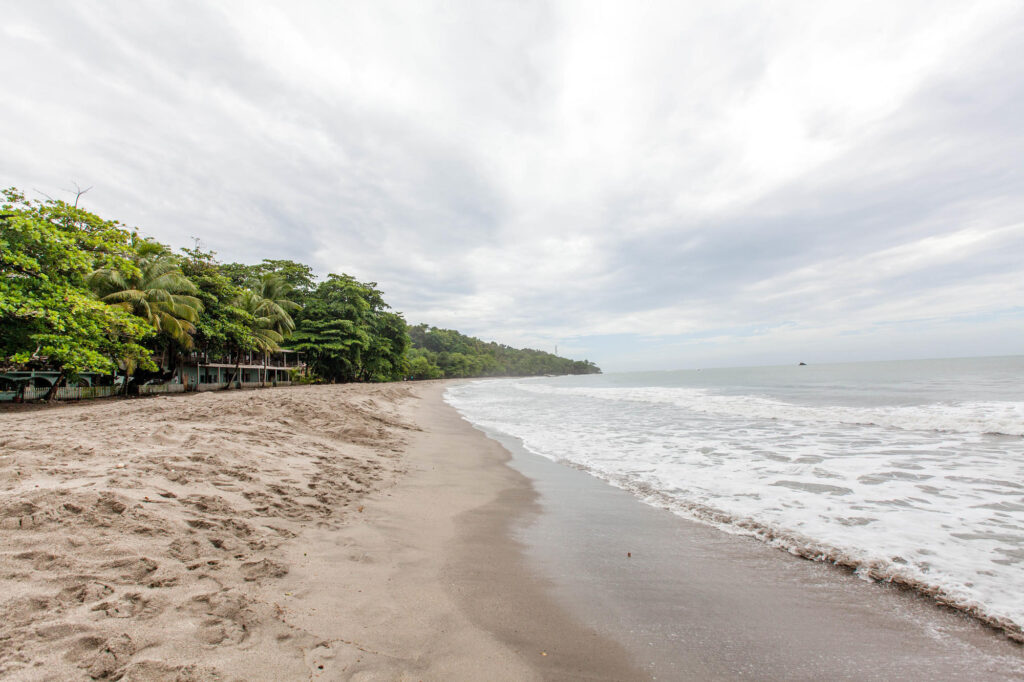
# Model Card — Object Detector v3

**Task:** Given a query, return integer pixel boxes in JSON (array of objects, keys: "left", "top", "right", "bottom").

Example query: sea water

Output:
[{"left": 444, "top": 356, "right": 1024, "bottom": 635}]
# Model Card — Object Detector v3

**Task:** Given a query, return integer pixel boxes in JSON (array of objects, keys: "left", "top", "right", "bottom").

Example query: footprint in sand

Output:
[
  {"left": 240, "top": 558, "right": 288, "bottom": 582},
  {"left": 101, "top": 556, "right": 159, "bottom": 583},
  {"left": 119, "top": 659, "right": 221, "bottom": 680},
  {"left": 58, "top": 581, "right": 114, "bottom": 605},
  {"left": 90, "top": 592, "right": 161, "bottom": 619},
  {"left": 188, "top": 589, "right": 252, "bottom": 645},
  {"left": 75, "top": 632, "right": 135, "bottom": 679},
  {"left": 305, "top": 642, "right": 336, "bottom": 677},
  {"left": 168, "top": 538, "right": 205, "bottom": 563}
]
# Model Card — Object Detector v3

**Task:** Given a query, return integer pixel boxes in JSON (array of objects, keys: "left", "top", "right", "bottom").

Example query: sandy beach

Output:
[
  {"left": 2, "top": 381, "right": 1022, "bottom": 680},
  {"left": 0, "top": 382, "right": 637, "bottom": 680}
]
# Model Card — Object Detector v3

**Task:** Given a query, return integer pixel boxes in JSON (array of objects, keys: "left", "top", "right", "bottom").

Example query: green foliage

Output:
[
  {"left": 89, "top": 241, "right": 203, "bottom": 349},
  {"left": 222, "top": 259, "right": 315, "bottom": 305},
  {"left": 405, "top": 324, "right": 601, "bottom": 378},
  {"left": 0, "top": 188, "right": 155, "bottom": 375},
  {"left": 289, "top": 274, "right": 408, "bottom": 382},
  {"left": 253, "top": 274, "right": 300, "bottom": 336},
  {"left": 234, "top": 289, "right": 285, "bottom": 353},
  {"left": 1, "top": 186, "right": 601, "bottom": 390},
  {"left": 179, "top": 247, "right": 260, "bottom": 358},
  {"left": 405, "top": 348, "right": 444, "bottom": 380}
]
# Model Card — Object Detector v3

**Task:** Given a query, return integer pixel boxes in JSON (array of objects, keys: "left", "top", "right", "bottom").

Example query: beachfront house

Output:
[
  {"left": 179, "top": 348, "right": 305, "bottom": 391},
  {"left": 0, "top": 350, "right": 306, "bottom": 401}
]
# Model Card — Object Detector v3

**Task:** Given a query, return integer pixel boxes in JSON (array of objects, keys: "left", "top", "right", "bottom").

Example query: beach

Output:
[
  {"left": 0, "top": 382, "right": 637, "bottom": 680},
  {"left": 1, "top": 380, "right": 1022, "bottom": 680}
]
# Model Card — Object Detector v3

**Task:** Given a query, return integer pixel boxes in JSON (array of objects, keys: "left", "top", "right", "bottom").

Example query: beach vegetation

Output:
[
  {"left": 405, "top": 324, "right": 601, "bottom": 378},
  {"left": 88, "top": 240, "right": 205, "bottom": 391},
  {"left": 222, "top": 259, "right": 315, "bottom": 306},
  {"left": 289, "top": 274, "right": 408, "bottom": 382},
  {"left": 179, "top": 246, "right": 262, "bottom": 365},
  {"left": 1, "top": 187, "right": 600, "bottom": 394},
  {"left": 0, "top": 189, "right": 156, "bottom": 397},
  {"left": 88, "top": 240, "right": 204, "bottom": 349}
]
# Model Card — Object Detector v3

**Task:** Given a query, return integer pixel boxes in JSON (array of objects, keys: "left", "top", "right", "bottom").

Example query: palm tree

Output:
[
  {"left": 254, "top": 274, "right": 300, "bottom": 336},
  {"left": 88, "top": 241, "right": 203, "bottom": 349},
  {"left": 88, "top": 242, "right": 203, "bottom": 391},
  {"left": 235, "top": 289, "right": 285, "bottom": 352},
  {"left": 226, "top": 289, "right": 285, "bottom": 386}
]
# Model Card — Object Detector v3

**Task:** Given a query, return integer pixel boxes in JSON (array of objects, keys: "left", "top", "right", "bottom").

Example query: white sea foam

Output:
[
  {"left": 513, "top": 384, "right": 1024, "bottom": 436},
  {"left": 445, "top": 362, "right": 1024, "bottom": 638}
]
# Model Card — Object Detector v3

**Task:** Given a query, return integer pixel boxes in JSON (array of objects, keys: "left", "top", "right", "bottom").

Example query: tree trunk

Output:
[
  {"left": 223, "top": 349, "right": 241, "bottom": 389},
  {"left": 44, "top": 371, "right": 66, "bottom": 403}
]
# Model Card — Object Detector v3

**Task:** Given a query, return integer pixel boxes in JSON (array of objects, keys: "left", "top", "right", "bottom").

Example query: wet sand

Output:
[
  {"left": 478, "top": 426, "right": 1024, "bottom": 680},
  {"left": 272, "top": 381, "right": 642, "bottom": 680}
]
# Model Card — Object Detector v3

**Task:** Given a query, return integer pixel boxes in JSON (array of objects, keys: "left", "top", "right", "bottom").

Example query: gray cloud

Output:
[{"left": 3, "top": 1, "right": 1022, "bottom": 370}]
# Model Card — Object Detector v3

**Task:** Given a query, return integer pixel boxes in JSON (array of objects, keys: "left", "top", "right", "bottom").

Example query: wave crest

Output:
[{"left": 514, "top": 384, "right": 1024, "bottom": 437}]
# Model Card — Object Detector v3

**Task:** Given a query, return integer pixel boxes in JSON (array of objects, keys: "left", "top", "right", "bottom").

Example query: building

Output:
[
  {"left": 0, "top": 350, "right": 306, "bottom": 401},
  {"left": 179, "top": 349, "right": 305, "bottom": 391}
]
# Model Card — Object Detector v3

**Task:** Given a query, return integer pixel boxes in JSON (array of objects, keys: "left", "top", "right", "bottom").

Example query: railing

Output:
[
  {"left": 0, "top": 385, "right": 119, "bottom": 401},
  {"left": 57, "top": 385, "right": 118, "bottom": 400},
  {"left": 183, "top": 353, "right": 306, "bottom": 369},
  {"left": 1, "top": 378, "right": 300, "bottom": 401},
  {"left": 138, "top": 383, "right": 186, "bottom": 396},
  {"left": 197, "top": 382, "right": 228, "bottom": 392}
]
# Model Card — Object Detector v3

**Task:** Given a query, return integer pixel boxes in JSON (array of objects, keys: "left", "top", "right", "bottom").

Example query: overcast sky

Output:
[{"left": 3, "top": 1, "right": 1023, "bottom": 371}]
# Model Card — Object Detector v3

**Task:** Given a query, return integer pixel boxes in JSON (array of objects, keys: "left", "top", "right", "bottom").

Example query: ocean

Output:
[{"left": 444, "top": 355, "right": 1024, "bottom": 636}]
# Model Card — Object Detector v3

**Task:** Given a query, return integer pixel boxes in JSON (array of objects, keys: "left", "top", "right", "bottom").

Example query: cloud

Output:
[{"left": 2, "top": 0, "right": 1022, "bottom": 370}]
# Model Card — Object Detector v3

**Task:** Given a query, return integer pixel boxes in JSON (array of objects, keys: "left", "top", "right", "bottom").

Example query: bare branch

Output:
[{"left": 70, "top": 182, "right": 92, "bottom": 208}]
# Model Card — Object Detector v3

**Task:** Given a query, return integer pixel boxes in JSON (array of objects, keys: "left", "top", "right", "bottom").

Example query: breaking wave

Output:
[{"left": 514, "top": 384, "right": 1024, "bottom": 437}]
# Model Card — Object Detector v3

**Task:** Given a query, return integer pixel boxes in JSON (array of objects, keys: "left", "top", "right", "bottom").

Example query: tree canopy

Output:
[
  {"left": 405, "top": 324, "right": 600, "bottom": 379},
  {"left": 1, "top": 187, "right": 601, "bottom": 390},
  {"left": 0, "top": 189, "right": 154, "bottom": 377},
  {"left": 289, "top": 275, "right": 408, "bottom": 382}
]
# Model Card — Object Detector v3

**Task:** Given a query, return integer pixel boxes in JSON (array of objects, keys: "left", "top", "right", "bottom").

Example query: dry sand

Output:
[{"left": 0, "top": 382, "right": 637, "bottom": 680}]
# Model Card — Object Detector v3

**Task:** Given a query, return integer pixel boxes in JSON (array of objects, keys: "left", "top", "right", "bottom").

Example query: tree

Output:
[
  {"left": 234, "top": 289, "right": 285, "bottom": 353},
  {"left": 0, "top": 188, "right": 155, "bottom": 398},
  {"left": 179, "top": 246, "right": 257, "bottom": 363},
  {"left": 223, "top": 289, "right": 286, "bottom": 385},
  {"left": 254, "top": 274, "right": 300, "bottom": 336},
  {"left": 88, "top": 241, "right": 203, "bottom": 349},
  {"left": 361, "top": 309, "right": 409, "bottom": 381},
  {"left": 289, "top": 274, "right": 407, "bottom": 382},
  {"left": 404, "top": 323, "right": 601, "bottom": 378},
  {"left": 221, "top": 259, "right": 315, "bottom": 306},
  {"left": 405, "top": 349, "right": 443, "bottom": 379},
  {"left": 258, "top": 260, "right": 315, "bottom": 299}
]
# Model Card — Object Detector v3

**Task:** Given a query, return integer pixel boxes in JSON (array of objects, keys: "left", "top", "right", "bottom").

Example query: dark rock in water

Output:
[{"left": 798, "top": 362, "right": 807, "bottom": 366}]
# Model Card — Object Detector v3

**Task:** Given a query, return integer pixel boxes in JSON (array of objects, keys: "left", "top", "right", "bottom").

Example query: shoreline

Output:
[
  {"left": 269, "top": 380, "right": 642, "bottom": 679},
  {"left": 473, "top": 420, "right": 1024, "bottom": 680}
]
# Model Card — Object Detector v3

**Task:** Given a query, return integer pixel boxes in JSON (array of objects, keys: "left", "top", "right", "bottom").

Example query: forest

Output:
[{"left": 0, "top": 189, "right": 600, "bottom": 394}]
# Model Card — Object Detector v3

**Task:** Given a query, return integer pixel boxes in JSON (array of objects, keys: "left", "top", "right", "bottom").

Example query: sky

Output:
[{"left": 2, "top": 1, "right": 1023, "bottom": 371}]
